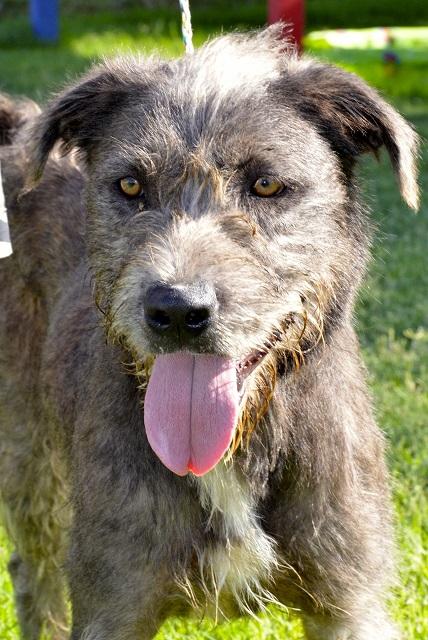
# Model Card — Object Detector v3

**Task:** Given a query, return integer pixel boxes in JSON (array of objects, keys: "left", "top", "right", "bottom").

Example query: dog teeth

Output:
[
  {"left": 238, "top": 349, "right": 267, "bottom": 375},
  {"left": 238, "top": 331, "right": 285, "bottom": 378}
]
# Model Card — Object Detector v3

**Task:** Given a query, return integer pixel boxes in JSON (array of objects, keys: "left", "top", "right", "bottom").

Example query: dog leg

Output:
[
  {"left": 3, "top": 505, "right": 68, "bottom": 640},
  {"left": 7, "top": 551, "right": 68, "bottom": 640},
  {"left": 8, "top": 552, "right": 42, "bottom": 640},
  {"left": 71, "top": 613, "right": 164, "bottom": 640},
  {"left": 0, "top": 419, "right": 70, "bottom": 639},
  {"left": 69, "top": 561, "right": 175, "bottom": 640},
  {"left": 67, "top": 499, "right": 182, "bottom": 639}
]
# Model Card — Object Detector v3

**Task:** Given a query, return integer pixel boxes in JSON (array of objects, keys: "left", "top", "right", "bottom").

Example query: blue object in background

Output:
[{"left": 30, "top": 0, "right": 59, "bottom": 42}]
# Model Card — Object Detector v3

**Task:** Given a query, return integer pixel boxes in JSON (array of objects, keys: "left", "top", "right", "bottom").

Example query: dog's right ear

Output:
[
  {"left": 26, "top": 66, "right": 132, "bottom": 188},
  {"left": 25, "top": 57, "right": 168, "bottom": 189}
]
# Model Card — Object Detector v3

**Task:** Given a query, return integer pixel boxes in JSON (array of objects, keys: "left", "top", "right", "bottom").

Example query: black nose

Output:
[{"left": 143, "top": 282, "right": 217, "bottom": 337}]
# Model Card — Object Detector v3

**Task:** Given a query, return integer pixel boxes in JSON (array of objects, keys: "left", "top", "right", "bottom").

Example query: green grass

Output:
[
  {"left": 0, "top": 4, "right": 427, "bottom": 101},
  {"left": 0, "top": 4, "right": 427, "bottom": 639},
  {"left": 2, "top": 0, "right": 428, "bottom": 27}
]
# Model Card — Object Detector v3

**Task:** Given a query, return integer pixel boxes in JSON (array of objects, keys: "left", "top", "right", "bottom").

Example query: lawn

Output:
[{"left": 0, "top": 2, "right": 427, "bottom": 639}]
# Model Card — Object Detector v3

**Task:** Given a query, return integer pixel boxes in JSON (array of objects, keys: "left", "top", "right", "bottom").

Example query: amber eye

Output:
[
  {"left": 119, "top": 176, "right": 143, "bottom": 198},
  {"left": 251, "top": 176, "right": 284, "bottom": 197}
]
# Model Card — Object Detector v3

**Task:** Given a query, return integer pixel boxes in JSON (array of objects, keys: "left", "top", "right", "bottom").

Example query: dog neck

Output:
[{"left": 191, "top": 462, "right": 281, "bottom": 615}]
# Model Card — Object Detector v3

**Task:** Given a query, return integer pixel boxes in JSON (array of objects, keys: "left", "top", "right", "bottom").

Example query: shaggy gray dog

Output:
[{"left": 0, "top": 27, "right": 419, "bottom": 640}]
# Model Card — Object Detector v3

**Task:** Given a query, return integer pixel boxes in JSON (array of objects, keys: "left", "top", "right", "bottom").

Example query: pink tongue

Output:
[{"left": 144, "top": 353, "right": 239, "bottom": 476}]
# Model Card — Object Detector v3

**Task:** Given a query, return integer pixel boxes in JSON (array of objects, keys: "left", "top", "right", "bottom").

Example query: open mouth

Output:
[
  {"left": 236, "top": 330, "right": 283, "bottom": 401},
  {"left": 142, "top": 328, "right": 285, "bottom": 479}
]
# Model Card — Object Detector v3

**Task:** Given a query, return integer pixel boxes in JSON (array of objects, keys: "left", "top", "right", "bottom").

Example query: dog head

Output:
[{"left": 27, "top": 27, "right": 419, "bottom": 476}]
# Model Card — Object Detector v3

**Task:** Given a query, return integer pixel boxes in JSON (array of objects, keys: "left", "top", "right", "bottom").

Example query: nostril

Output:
[
  {"left": 146, "top": 308, "right": 171, "bottom": 331},
  {"left": 185, "top": 308, "right": 210, "bottom": 329},
  {"left": 143, "top": 282, "right": 217, "bottom": 338}
]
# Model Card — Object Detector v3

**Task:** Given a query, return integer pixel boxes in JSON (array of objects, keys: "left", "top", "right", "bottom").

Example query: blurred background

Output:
[
  {"left": 0, "top": 0, "right": 427, "bottom": 103},
  {"left": 0, "top": 2, "right": 427, "bottom": 639}
]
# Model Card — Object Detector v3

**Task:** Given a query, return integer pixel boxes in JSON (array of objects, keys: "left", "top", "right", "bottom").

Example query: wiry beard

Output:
[{"left": 103, "top": 279, "right": 327, "bottom": 460}]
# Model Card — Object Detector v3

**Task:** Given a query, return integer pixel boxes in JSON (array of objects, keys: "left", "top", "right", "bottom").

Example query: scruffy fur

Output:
[{"left": 0, "top": 28, "right": 419, "bottom": 640}]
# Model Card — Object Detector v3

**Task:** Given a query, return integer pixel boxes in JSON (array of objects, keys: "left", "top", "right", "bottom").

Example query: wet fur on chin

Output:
[{"left": 0, "top": 25, "right": 419, "bottom": 640}]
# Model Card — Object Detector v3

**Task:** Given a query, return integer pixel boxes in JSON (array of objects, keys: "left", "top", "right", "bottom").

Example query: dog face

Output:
[{"left": 28, "top": 28, "right": 418, "bottom": 476}]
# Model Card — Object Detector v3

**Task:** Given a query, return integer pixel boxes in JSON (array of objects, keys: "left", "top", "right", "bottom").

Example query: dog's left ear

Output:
[{"left": 281, "top": 61, "right": 420, "bottom": 210}]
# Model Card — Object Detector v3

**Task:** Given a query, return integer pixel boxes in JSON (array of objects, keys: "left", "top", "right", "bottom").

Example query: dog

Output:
[{"left": 0, "top": 27, "right": 419, "bottom": 640}]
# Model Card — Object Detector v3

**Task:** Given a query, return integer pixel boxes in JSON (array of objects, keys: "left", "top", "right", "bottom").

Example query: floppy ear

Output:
[
  {"left": 25, "top": 56, "right": 170, "bottom": 188},
  {"left": 282, "top": 61, "right": 420, "bottom": 210},
  {"left": 26, "top": 65, "right": 133, "bottom": 188}
]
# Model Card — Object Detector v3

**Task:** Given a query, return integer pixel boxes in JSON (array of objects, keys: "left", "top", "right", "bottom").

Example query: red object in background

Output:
[{"left": 268, "top": 0, "right": 305, "bottom": 53}]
